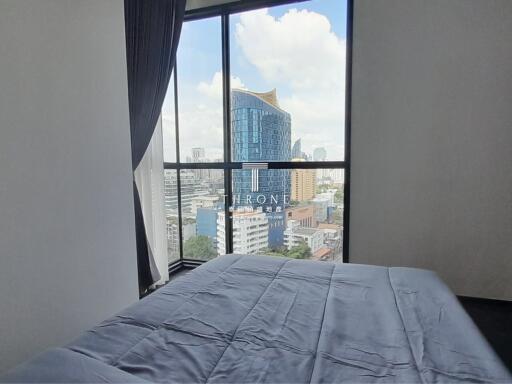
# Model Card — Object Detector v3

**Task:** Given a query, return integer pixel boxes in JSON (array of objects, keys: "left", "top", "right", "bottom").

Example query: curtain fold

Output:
[
  {"left": 134, "top": 116, "right": 169, "bottom": 286},
  {"left": 125, "top": 0, "right": 186, "bottom": 292}
]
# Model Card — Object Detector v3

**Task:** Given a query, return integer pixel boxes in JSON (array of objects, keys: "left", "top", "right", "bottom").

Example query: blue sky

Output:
[
  {"left": 163, "top": 0, "right": 347, "bottom": 161},
  {"left": 230, "top": 0, "right": 347, "bottom": 93}
]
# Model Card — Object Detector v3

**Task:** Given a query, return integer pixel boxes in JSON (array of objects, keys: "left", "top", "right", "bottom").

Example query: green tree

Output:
[
  {"left": 286, "top": 241, "right": 312, "bottom": 260},
  {"left": 332, "top": 208, "right": 343, "bottom": 225},
  {"left": 262, "top": 243, "right": 311, "bottom": 260},
  {"left": 334, "top": 189, "right": 343, "bottom": 204},
  {"left": 261, "top": 246, "right": 289, "bottom": 258},
  {"left": 183, "top": 235, "right": 217, "bottom": 260}
]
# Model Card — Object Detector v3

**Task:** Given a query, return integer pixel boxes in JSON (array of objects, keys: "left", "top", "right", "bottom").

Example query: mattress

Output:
[{"left": 2, "top": 254, "right": 510, "bottom": 383}]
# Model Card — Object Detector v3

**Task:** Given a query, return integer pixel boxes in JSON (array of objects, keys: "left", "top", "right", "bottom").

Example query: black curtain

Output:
[{"left": 124, "top": 0, "right": 186, "bottom": 293}]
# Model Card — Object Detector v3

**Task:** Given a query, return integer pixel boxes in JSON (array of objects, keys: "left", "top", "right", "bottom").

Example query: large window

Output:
[{"left": 164, "top": 0, "right": 350, "bottom": 266}]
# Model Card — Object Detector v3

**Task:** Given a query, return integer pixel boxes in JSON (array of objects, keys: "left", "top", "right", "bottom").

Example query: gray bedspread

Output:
[{"left": 3, "top": 254, "right": 510, "bottom": 383}]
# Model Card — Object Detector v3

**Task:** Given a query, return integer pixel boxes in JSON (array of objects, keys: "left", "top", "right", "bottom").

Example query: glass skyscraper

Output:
[
  {"left": 231, "top": 89, "right": 291, "bottom": 247},
  {"left": 291, "top": 139, "right": 302, "bottom": 159}
]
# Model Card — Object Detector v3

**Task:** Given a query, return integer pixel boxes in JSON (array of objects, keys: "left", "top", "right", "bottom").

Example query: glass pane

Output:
[
  {"left": 177, "top": 17, "right": 223, "bottom": 162},
  {"left": 230, "top": 0, "right": 347, "bottom": 161},
  {"left": 164, "top": 170, "right": 180, "bottom": 264},
  {"left": 180, "top": 169, "right": 225, "bottom": 261},
  {"left": 162, "top": 73, "right": 176, "bottom": 163},
  {"left": 230, "top": 168, "right": 344, "bottom": 262}
]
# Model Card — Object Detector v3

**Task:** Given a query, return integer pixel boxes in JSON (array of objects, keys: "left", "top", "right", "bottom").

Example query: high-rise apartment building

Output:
[
  {"left": 217, "top": 211, "right": 269, "bottom": 255},
  {"left": 166, "top": 218, "right": 180, "bottom": 263},
  {"left": 164, "top": 171, "right": 209, "bottom": 215},
  {"left": 191, "top": 147, "right": 205, "bottom": 162},
  {"left": 190, "top": 195, "right": 220, "bottom": 215},
  {"left": 291, "top": 138, "right": 308, "bottom": 160},
  {"left": 318, "top": 168, "right": 344, "bottom": 185},
  {"left": 166, "top": 218, "right": 196, "bottom": 263},
  {"left": 291, "top": 168, "right": 317, "bottom": 201},
  {"left": 231, "top": 89, "right": 291, "bottom": 247},
  {"left": 292, "top": 138, "right": 302, "bottom": 159}
]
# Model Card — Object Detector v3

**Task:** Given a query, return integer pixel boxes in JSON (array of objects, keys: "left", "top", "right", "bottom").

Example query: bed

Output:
[{"left": 2, "top": 254, "right": 510, "bottom": 383}]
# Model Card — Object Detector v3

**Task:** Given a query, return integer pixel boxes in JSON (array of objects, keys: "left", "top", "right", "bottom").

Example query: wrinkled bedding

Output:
[{"left": 3, "top": 254, "right": 510, "bottom": 383}]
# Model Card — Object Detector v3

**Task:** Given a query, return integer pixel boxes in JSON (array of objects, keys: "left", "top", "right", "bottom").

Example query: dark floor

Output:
[
  {"left": 459, "top": 296, "right": 512, "bottom": 371},
  {"left": 168, "top": 267, "right": 193, "bottom": 282},
  {"left": 141, "top": 268, "right": 193, "bottom": 298}
]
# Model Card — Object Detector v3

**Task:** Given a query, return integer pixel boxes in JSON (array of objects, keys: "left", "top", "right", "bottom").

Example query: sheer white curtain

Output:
[{"left": 134, "top": 116, "right": 169, "bottom": 285}]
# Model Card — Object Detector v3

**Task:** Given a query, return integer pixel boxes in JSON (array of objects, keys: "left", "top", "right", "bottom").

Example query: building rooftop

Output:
[
  {"left": 318, "top": 223, "right": 341, "bottom": 230},
  {"left": 312, "top": 247, "right": 332, "bottom": 260},
  {"left": 191, "top": 196, "right": 219, "bottom": 202},
  {"left": 286, "top": 205, "right": 314, "bottom": 213},
  {"left": 232, "top": 88, "right": 285, "bottom": 111},
  {"left": 219, "top": 210, "right": 266, "bottom": 218},
  {"left": 290, "top": 227, "right": 320, "bottom": 236}
]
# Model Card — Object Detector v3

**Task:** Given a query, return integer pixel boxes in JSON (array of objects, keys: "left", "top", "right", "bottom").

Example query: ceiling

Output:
[{"left": 186, "top": 0, "right": 239, "bottom": 11}]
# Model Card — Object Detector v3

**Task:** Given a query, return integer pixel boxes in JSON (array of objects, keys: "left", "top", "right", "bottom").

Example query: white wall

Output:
[
  {"left": 350, "top": 0, "right": 512, "bottom": 300},
  {"left": 0, "top": 0, "right": 138, "bottom": 373}
]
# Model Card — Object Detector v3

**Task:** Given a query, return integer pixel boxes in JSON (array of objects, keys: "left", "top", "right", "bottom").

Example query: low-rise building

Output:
[
  {"left": 283, "top": 220, "right": 323, "bottom": 253},
  {"left": 196, "top": 207, "right": 219, "bottom": 246},
  {"left": 285, "top": 205, "right": 316, "bottom": 228},
  {"left": 312, "top": 247, "right": 333, "bottom": 261}
]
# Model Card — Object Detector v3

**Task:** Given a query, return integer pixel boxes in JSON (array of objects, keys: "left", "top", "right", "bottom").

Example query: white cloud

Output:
[
  {"left": 163, "top": 72, "right": 245, "bottom": 160},
  {"left": 163, "top": 8, "right": 347, "bottom": 161},
  {"left": 198, "top": 71, "right": 245, "bottom": 100},
  {"left": 235, "top": 8, "right": 346, "bottom": 159}
]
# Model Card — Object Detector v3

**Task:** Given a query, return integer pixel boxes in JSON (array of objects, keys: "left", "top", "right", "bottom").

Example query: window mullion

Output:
[
  {"left": 221, "top": 13, "right": 233, "bottom": 254},
  {"left": 342, "top": 0, "right": 353, "bottom": 263},
  {"left": 173, "top": 65, "right": 184, "bottom": 262}
]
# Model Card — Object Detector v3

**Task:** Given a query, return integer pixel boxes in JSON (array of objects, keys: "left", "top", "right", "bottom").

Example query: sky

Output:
[{"left": 162, "top": 0, "right": 347, "bottom": 162}]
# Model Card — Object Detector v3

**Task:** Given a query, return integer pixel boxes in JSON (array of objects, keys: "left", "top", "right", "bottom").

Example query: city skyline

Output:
[
  {"left": 162, "top": 0, "right": 346, "bottom": 263},
  {"left": 162, "top": 0, "right": 346, "bottom": 162},
  {"left": 163, "top": 82, "right": 344, "bottom": 261},
  {"left": 164, "top": 173, "right": 343, "bottom": 262},
  {"left": 164, "top": 138, "right": 344, "bottom": 263}
]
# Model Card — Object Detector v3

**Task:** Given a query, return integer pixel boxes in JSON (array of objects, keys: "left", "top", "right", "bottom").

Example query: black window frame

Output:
[{"left": 165, "top": 0, "right": 353, "bottom": 273}]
